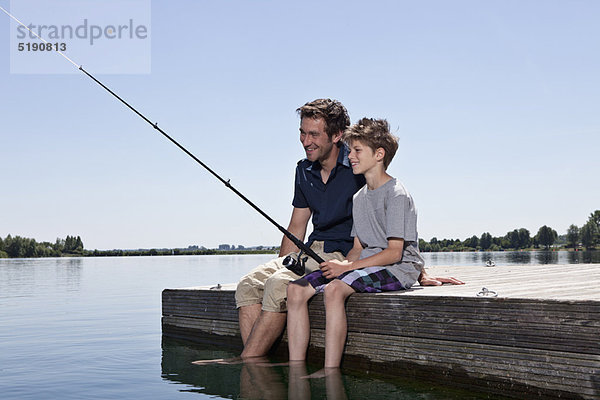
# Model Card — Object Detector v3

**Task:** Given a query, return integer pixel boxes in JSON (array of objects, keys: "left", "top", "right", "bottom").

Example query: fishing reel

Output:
[{"left": 283, "top": 250, "right": 308, "bottom": 276}]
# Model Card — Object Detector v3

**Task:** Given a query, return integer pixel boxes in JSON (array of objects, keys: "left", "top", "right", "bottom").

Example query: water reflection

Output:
[
  {"left": 567, "top": 250, "right": 600, "bottom": 264},
  {"left": 240, "top": 362, "right": 289, "bottom": 399},
  {"left": 505, "top": 251, "right": 532, "bottom": 265},
  {"left": 160, "top": 337, "right": 508, "bottom": 400},
  {"left": 421, "top": 250, "right": 600, "bottom": 267},
  {"left": 534, "top": 251, "right": 558, "bottom": 265},
  {"left": 0, "top": 257, "right": 83, "bottom": 299},
  {"left": 55, "top": 258, "right": 82, "bottom": 292}
]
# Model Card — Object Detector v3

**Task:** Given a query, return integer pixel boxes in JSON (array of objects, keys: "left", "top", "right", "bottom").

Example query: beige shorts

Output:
[{"left": 234, "top": 241, "right": 345, "bottom": 312}]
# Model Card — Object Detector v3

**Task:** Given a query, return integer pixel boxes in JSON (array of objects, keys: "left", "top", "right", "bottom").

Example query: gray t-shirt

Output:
[{"left": 351, "top": 178, "right": 424, "bottom": 289}]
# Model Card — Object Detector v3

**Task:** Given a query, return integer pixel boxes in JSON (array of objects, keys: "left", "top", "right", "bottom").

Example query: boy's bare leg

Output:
[
  {"left": 240, "top": 310, "right": 287, "bottom": 358},
  {"left": 323, "top": 280, "right": 354, "bottom": 368},
  {"left": 239, "top": 303, "right": 262, "bottom": 345},
  {"left": 301, "top": 367, "right": 338, "bottom": 379},
  {"left": 325, "top": 367, "right": 348, "bottom": 400},
  {"left": 286, "top": 282, "right": 317, "bottom": 360},
  {"left": 288, "top": 361, "right": 310, "bottom": 400}
]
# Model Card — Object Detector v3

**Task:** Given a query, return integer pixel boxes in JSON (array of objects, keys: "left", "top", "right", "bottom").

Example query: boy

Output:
[{"left": 286, "top": 118, "right": 425, "bottom": 372}]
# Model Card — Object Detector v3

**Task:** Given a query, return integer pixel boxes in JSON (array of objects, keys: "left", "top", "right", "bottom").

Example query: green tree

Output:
[
  {"left": 75, "top": 236, "right": 84, "bottom": 252},
  {"left": 506, "top": 230, "right": 520, "bottom": 249},
  {"left": 581, "top": 221, "right": 597, "bottom": 250},
  {"left": 566, "top": 224, "right": 580, "bottom": 248},
  {"left": 4, "top": 235, "right": 12, "bottom": 252},
  {"left": 590, "top": 210, "right": 600, "bottom": 228},
  {"left": 479, "top": 232, "right": 492, "bottom": 250},
  {"left": 463, "top": 235, "right": 479, "bottom": 249},
  {"left": 65, "top": 235, "right": 75, "bottom": 252},
  {"left": 24, "top": 239, "right": 37, "bottom": 258},
  {"left": 7, "top": 235, "right": 25, "bottom": 258},
  {"left": 587, "top": 210, "right": 600, "bottom": 247},
  {"left": 517, "top": 228, "right": 531, "bottom": 249},
  {"left": 54, "top": 238, "right": 65, "bottom": 253},
  {"left": 536, "top": 225, "right": 558, "bottom": 249}
]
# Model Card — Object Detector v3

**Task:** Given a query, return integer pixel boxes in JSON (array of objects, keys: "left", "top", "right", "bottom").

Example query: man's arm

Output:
[
  {"left": 278, "top": 207, "right": 312, "bottom": 257},
  {"left": 345, "top": 236, "right": 363, "bottom": 262}
]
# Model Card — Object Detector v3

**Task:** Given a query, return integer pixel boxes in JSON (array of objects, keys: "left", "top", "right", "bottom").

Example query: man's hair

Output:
[
  {"left": 296, "top": 99, "right": 350, "bottom": 139},
  {"left": 343, "top": 118, "right": 398, "bottom": 169}
]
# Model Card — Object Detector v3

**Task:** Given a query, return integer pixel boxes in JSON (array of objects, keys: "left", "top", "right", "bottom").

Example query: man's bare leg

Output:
[
  {"left": 240, "top": 310, "right": 287, "bottom": 358},
  {"left": 240, "top": 361, "right": 286, "bottom": 399},
  {"left": 239, "top": 303, "right": 262, "bottom": 345}
]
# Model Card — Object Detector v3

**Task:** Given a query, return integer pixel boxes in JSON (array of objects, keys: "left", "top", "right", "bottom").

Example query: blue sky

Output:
[{"left": 1, "top": 0, "right": 598, "bottom": 250}]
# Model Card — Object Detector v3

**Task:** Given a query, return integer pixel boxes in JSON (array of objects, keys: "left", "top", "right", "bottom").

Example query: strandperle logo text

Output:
[{"left": 16, "top": 19, "right": 148, "bottom": 45}]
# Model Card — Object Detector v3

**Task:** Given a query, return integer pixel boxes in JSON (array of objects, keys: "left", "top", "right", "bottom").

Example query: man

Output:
[{"left": 234, "top": 98, "right": 365, "bottom": 360}]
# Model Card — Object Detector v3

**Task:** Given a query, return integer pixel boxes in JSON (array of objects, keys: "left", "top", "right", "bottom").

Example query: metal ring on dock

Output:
[{"left": 477, "top": 287, "right": 498, "bottom": 297}]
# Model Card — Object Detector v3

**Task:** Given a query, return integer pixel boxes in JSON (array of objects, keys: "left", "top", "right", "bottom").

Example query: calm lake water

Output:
[{"left": 1, "top": 252, "right": 598, "bottom": 399}]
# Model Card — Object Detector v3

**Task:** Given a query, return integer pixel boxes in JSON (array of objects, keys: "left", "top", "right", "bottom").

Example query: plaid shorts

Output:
[{"left": 299, "top": 266, "right": 405, "bottom": 294}]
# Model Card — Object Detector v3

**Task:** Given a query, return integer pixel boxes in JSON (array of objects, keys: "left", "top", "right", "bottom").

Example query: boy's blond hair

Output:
[{"left": 343, "top": 118, "right": 398, "bottom": 169}]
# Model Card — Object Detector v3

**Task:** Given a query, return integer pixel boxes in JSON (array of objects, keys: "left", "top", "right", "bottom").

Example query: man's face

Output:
[{"left": 299, "top": 117, "right": 335, "bottom": 163}]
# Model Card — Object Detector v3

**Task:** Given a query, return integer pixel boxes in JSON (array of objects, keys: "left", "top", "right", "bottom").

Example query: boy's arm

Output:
[
  {"left": 320, "top": 238, "right": 404, "bottom": 279},
  {"left": 350, "top": 237, "right": 404, "bottom": 270}
]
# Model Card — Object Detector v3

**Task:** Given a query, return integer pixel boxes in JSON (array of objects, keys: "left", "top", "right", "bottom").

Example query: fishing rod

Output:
[{"left": 1, "top": 6, "right": 322, "bottom": 274}]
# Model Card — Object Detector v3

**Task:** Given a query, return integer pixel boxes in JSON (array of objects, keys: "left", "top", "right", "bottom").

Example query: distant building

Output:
[{"left": 218, "top": 244, "right": 231, "bottom": 250}]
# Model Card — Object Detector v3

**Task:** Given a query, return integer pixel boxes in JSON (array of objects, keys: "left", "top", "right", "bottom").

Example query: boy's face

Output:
[
  {"left": 348, "top": 139, "right": 380, "bottom": 175},
  {"left": 299, "top": 117, "right": 338, "bottom": 163}
]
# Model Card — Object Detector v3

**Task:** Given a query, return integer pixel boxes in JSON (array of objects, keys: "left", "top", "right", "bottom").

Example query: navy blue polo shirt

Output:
[{"left": 292, "top": 144, "right": 366, "bottom": 256}]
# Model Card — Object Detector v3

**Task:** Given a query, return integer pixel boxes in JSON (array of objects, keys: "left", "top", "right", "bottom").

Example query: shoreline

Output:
[{"left": 1, "top": 248, "right": 599, "bottom": 260}]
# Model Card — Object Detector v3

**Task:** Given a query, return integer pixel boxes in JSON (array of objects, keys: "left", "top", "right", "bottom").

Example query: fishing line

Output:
[
  {"left": 1, "top": 6, "right": 324, "bottom": 269},
  {"left": 0, "top": 5, "right": 79, "bottom": 68}
]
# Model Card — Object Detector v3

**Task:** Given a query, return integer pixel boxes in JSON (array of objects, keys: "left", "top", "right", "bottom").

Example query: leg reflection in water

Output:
[
  {"left": 324, "top": 368, "right": 348, "bottom": 400},
  {"left": 240, "top": 361, "right": 287, "bottom": 399},
  {"left": 288, "top": 361, "right": 310, "bottom": 400},
  {"left": 288, "top": 361, "right": 347, "bottom": 400},
  {"left": 237, "top": 360, "right": 348, "bottom": 400}
]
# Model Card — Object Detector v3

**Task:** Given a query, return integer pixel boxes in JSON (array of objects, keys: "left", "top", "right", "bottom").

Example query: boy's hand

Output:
[{"left": 320, "top": 260, "right": 352, "bottom": 279}]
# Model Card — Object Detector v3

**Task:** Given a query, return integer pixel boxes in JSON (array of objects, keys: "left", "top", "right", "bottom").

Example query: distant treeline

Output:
[
  {"left": 86, "top": 248, "right": 277, "bottom": 257},
  {"left": 1, "top": 211, "right": 598, "bottom": 259},
  {"left": 0, "top": 234, "right": 277, "bottom": 259},
  {"left": 0, "top": 235, "right": 83, "bottom": 258},
  {"left": 419, "top": 210, "right": 599, "bottom": 252}
]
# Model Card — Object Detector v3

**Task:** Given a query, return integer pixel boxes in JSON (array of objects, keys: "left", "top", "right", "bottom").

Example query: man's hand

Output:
[
  {"left": 418, "top": 271, "right": 464, "bottom": 286},
  {"left": 320, "top": 259, "right": 352, "bottom": 279}
]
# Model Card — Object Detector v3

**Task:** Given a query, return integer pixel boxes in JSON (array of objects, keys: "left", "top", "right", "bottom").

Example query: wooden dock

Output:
[{"left": 162, "top": 263, "right": 600, "bottom": 399}]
